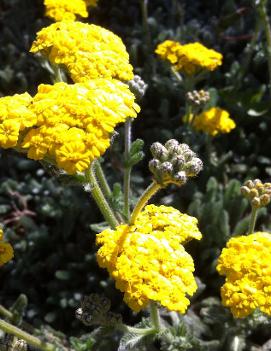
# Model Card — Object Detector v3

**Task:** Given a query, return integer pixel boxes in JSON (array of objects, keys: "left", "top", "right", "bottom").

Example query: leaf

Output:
[{"left": 118, "top": 332, "right": 147, "bottom": 351}]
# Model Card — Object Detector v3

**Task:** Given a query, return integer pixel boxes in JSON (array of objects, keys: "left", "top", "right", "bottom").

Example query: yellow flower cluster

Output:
[
  {"left": 193, "top": 107, "right": 236, "bottom": 136},
  {"left": 30, "top": 21, "right": 134, "bottom": 83},
  {"left": 217, "top": 232, "right": 271, "bottom": 318},
  {"left": 0, "top": 229, "right": 13, "bottom": 267},
  {"left": 44, "top": 0, "right": 88, "bottom": 21},
  {"left": 0, "top": 93, "right": 36, "bottom": 149},
  {"left": 96, "top": 205, "right": 202, "bottom": 313},
  {"left": 155, "top": 40, "right": 223, "bottom": 75},
  {"left": 0, "top": 80, "right": 139, "bottom": 174}
]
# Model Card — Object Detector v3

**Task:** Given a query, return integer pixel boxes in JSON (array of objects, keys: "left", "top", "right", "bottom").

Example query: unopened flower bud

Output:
[
  {"left": 150, "top": 142, "right": 168, "bottom": 160},
  {"left": 183, "top": 150, "right": 196, "bottom": 161},
  {"left": 240, "top": 186, "right": 250, "bottom": 197},
  {"left": 185, "top": 158, "right": 203, "bottom": 177},
  {"left": 260, "top": 194, "right": 271, "bottom": 207},
  {"left": 251, "top": 197, "right": 261, "bottom": 208},
  {"left": 249, "top": 189, "right": 259, "bottom": 199},
  {"left": 244, "top": 180, "right": 254, "bottom": 189},
  {"left": 149, "top": 159, "right": 160, "bottom": 173},
  {"left": 165, "top": 139, "right": 179, "bottom": 151},
  {"left": 174, "top": 171, "right": 187, "bottom": 185},
  {"left": 11, "top": 340, "right": 27, "bottom": 351},
  {"left": 160, "top": 162, "right": 173, "bottom": 177},
  {"left": 178, "top": 143, "right": 190, "bottom": 153},
  {"left": 172, "top": 155, "right": 185, "bottom": 170}
]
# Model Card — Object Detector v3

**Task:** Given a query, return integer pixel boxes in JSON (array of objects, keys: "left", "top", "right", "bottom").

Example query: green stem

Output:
[
  {"left": 94, "top": 160, "right": 112, "bottom": 201},
  {"left": 85, "top": 164, "right": 119, "bottom": 229},
  {"left": 0, "top": 319, "right": 55, "bottom": 351},
  {"left": 124, "top": 119, "right": 132, "bottom": 221},
  {"left": 0, "top": 305, "right": 13, "bottom": 320},
  {"left": 140, "top": 0, "right": 151, "bottom": 48},
  {"left": 130, "top": 181, "right": 161, "bottom": 224},
  {"left": 150, "top": 302, "right": 161, "bottom": 331},
  {"left": 248, "top": 206, "right": 258, "bottom": 234},
  {"left": 259, "top": 1, "right": 271, "bottom": 96},
  {"left": 171, "top": 67, "right": 183, "bottom": 82}
]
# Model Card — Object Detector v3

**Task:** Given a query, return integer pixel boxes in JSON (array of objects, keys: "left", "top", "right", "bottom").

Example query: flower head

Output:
[
  {"left": 20, "top": 80, "right": 139, "bottom": 174},
  {"left": 44, "top": 0, "right": 88, "bottom": 21},
  {"left": 0, "top": 229, "right": 13, "bottom": 267},
  {"left": 30, "top": 21, "right": 134, "bottom": 82},
  {"left": 217, "top": 232, "right": 271, "bottom": 318},
  {"left": 96, "top": 205, "right": 202, "bottom": 313},
  {"left": 155, "top": 40, "right": 222, "bottom": 75},
  {"left": 193, "top": 107, "right": 236, "bottom": 136}
]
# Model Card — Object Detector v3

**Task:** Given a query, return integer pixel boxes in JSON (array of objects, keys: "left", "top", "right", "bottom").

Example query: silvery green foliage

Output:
[{"left": 118, "top": 318, "right": 155, "bottom": 351}]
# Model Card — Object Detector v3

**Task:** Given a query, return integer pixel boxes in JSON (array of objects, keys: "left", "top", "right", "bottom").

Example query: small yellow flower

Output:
[
  {"left": 217, "top": 232, "right": 271, "bottom": 318},
  {"left": 30, "top": 21, "right": 134, "bottom": 82},
  {"left": 192, "top": 107, "right": 236, "bottom": 136},
  {"left": 0, "top": 229, "right": 13, "bottom": 267},
  {"left": 96, "top": 205, "right": 202, "bottom": 313},
  {"left": 0, "top": 120, "right": 20, "bottom": 149},
  {"left": 155, "top": 40, "right": 222, "bottom": 75}
]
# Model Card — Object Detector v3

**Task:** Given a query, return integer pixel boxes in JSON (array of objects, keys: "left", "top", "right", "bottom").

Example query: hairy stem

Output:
[
  {"left": 85, "top": 164, "right": 119, "bottom": 229},
  {"left": 0, "top": 319, "right": 55, "bottom": 351},
  {"left": 130, "top": 181, "right": 161, "bottom": 224},
  {"left": 94, "top": 160, "right": 112, "bottom": 201},
  {"left": 124, "top": 119, "right": 132, "bottom": 221},
  {"left": 150, "top": 302, "right": 161, "bottom": 331},
  {"left": 248, "top": 206, "right": 258, "bottom": 234}
]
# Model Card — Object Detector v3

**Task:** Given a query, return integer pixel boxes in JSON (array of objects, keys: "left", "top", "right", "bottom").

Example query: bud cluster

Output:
[
  {"left": 149, "top": 139, "right": 203, "bottom": 186},
  {"left": 128, "top": 75, "right": 148, "bottom": 100},
  {"left": 76, "top": 294, "right": 122, "bottom": 327},
  {"left": 186, "top": 90, "right": 210, "bottom": 106},
  {"left": 241, "top": 179, "right": 271, "bottom": 208}
]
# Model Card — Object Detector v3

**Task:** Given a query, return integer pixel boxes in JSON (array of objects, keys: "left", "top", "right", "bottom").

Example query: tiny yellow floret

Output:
[
  {"left": 217, "top": 232, "right": 271, "bottom": 318},
  {"left": 193, "top": 107, "right": 236, "bottom": 136},
  {"left": 155, "top": 40, "right": 223, "bottom": 75},
  {"left": 96, "top": 205, "right": 202, "bottom": 313},
  {"left": 30, "top": 21, "right": 134, "bottom": 82}
]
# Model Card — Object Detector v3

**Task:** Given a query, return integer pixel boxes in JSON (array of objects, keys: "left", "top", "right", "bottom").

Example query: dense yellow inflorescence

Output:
[
  {"left": 0, "top": 229, "right": 13, "bottom": 267},
  {"left": 44, "top": 0, "right": 88, "bottom": 21},
  {"left": 217, "top": 232, "right": 271, "bottom": 318},
  {"left": 155, "top": 40, "right": 223, "bottom": 75},
  {"left": 192, "top": 107, "right": 236, "bottom": 136},
  {"left": 30, "top": 21, "right": 134, "bottom": 83},
  {"left": 0, "top": 80, "right": 139, "bottom": 174},
  {"left": 96, "top": 204, "right": 202, "bottom": 313}
]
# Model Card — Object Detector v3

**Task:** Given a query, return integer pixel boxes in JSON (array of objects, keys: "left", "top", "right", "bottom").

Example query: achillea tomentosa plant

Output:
[
  {"left": 0, "top": 2, "right": 205, "bottom": 351},
  {"left": 1, "top": 1, "right": 271, "bottom": 351}
]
